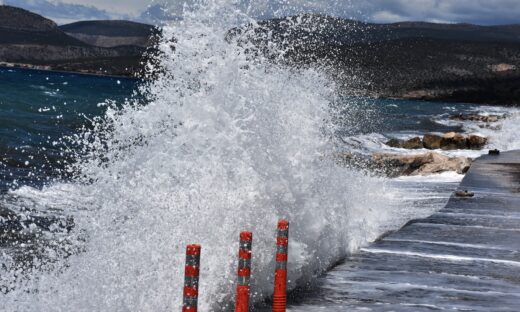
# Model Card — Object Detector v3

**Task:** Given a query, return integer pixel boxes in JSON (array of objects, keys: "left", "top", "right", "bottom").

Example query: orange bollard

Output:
[
  {"left": 183, "top": 244, "right": 201, "bottom": 312},
  {"left": 235, "top": 231, "right": 253, "bottom": 312},
  {"left": 272, "top": 220, "right": 289, "bottom": 312}
]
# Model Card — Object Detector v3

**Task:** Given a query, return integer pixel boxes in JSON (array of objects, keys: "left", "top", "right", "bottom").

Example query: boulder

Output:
[
  {"left": 416, "top": 153, "right": 472, "bottom": 175},
  {"left": 485, "top": 115, "right": 500, "bottom": 122},
  {"left": 385, "top": 137, "right": 423, "bottom": 149},
  {"left": 386, "top": 138, "right": 403, "bottom": 148},
  {"left": 449, "top": 114, "right": 500, "bottom": 122},
  {"left": 388, "top": 133, "right": 488, "bottom": 150},
  {"left": 402, "top": 137, "right": 423, "bottom": 149},
  {"left": 423, "top": 134, "right": 443, "bottom": 149},
  {"left": 467, "top": 135, "right": 488, "bottom": 150},
  {"left": 372, "top": 152, "right": 472, "bottom": 176},
  {"left": 440, "top": 132, "right": 468, "bottom": 150}
]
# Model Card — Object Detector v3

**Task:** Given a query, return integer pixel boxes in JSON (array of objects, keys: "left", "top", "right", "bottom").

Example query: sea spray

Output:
[
  {"left": 490, "top": 112, "right": 520, "bottom": 151},
  {"left": 3, "top": 1, "right": 402, "bottom": 310}
]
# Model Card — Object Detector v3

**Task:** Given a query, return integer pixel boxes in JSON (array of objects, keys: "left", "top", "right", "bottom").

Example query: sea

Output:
[{"left": 1, "top": 3, "right": 520, "bottom": 311}]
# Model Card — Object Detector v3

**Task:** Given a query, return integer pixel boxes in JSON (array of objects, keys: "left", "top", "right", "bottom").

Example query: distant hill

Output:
[
  {"left": 234, "top": 14, "right": 520, "bottom": 105},
  {"left": 1, "top": 6, "right": 519, "bottom": 104},
  {"left": 60, "top": 20, "right": 155, "bottom": 37},
  {"left": 60, "top": 20, "right": 158, "bottom": 47},
  {"left": 243, "top": 14, "right": 520, "bottom": 47},
  {"left": 0, "top": 5, "right": 56, "bottom": 31},
  {"left": 0, "top": 5, "right": 151, "bottom": 76},
  {"left": 0, "top": 5, "right": 87, "bottom": 46},
  {"left": 382, "top": 21, "right": 520, "bottom": 44}
]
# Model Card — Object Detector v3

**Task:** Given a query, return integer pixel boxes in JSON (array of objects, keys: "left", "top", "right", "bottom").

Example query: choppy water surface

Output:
[
  {"left": 0, "top": 67, "right": 139, "bottom": 192},
  {"left": 1, "top": 2, "right": 520, "bottom": 311}
]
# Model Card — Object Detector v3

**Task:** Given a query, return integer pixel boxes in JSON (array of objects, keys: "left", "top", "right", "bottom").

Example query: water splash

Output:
[
  {"left": 2, "top": 1, "right": 411, "bottom": 310},
  {"left": 490, "top": 112, "right": 520, "bottom": 151}
]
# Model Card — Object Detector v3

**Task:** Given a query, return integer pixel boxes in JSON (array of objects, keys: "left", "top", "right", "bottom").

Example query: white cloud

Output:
[
  {"left": 4, "top": 0, "right": 115, "bottom": 23},
  {"left": 371, "top": 10, "right": 405, "bottom": 23},
  {"left": 2, "top": 0, "right": 520, "bottom": 25},
  {"left": 363, "top": 0, "right": 520, "bottom": 25},
  {"left": 62, "top": 0, "right": 149, "bottom": 16}
]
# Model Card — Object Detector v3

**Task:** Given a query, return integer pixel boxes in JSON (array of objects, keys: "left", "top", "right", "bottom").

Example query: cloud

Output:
[
  {"left": 360, "top": 0, "right": 520, "bottom": 25},
  {"left": 139, "top": 3, "right": 181, "bottom": 24},
  {"left": 3, "top": 0, "right": 115, "bottom": 24},
  {"left": 242, "top": 0, "right": 520, "bottom": 25},
  {"left": 2, "top": 0, "right": 520, "bottom": 25},
  {"left": 69, "top": 0, "right": 149, "bottom": 16},
  {"left": 371, "top": 10, "right": 405, "bottom": 24}
]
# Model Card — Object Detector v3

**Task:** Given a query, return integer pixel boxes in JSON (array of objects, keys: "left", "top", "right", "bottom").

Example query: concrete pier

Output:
[{"left": 289, "top": 150, "right": 520, "bottom": 311}]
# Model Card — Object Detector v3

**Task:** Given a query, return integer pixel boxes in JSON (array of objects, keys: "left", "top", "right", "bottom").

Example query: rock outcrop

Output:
[
  {"left": 423, "top": 134, "right": 443, "bottom": 149},
  {"left": 467, "top": 134, "right": 488, "bottom": 149},
  {"left": 449, "top": 114, "right": 501, "bottom": 122},
  {"left": 60, "top": 20, "right": 157, "bottom": 48},
  {"left": 372, "top": 152, "right": 472, "bottom": 176},
  {"left": 386, "top": 133, "right": 488, "bottom": 150},
  {"left": 386, "top": 137, "right": 423, "bottom": 149},
  {"left": 440, "top": 132, "right": 488, "bottom": 150},
  {"left": 440, "top": 132, "right": 469, "bottom": 150},
  {"left": 0, "top": 5, "right": 57, "bottom": 32},
  {"left": 0, "top": 5, "right": 153, "bottom": 76}
]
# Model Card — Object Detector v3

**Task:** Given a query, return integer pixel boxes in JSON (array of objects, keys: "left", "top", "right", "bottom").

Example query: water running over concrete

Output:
[{"left": 289, "top": 150, "right": 520, "bottom": 311}]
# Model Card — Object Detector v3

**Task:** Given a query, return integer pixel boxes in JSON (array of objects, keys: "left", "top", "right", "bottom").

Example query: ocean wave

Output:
[{"left": 0, "top": 1, "right": 414, "bottom": 310}]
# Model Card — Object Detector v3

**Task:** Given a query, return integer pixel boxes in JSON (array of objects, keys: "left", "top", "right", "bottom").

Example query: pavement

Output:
[{"left": 288, "top": 150, "right": 520, "bottom": 311}]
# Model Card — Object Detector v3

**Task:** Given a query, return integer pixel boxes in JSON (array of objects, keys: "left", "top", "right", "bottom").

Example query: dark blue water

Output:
[
  {"left": 1, "top": 66, "right": 519, "bottom": 311},
  {"left": 0, "top": 67, "right": 139, "bottom": 192},
  {"left": 1, "top": 67, "right": 512, "bottom": 194}
]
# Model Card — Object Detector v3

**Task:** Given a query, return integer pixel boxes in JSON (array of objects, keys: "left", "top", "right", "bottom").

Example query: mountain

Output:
[
  {"left": 60, "top": 20, "right": 158, "bottom": 48},
  {"left": 0, "top": 5, "right": 153, "bottom": 76},
  {"left": 1, "top": 6, "right": 519, "bottom": 104},
  {"left": 0, "top": 5, "right": 87, "bottom": 46},
  {"left": 234, "top": 14, "right": 520, "bottom": 105},
  {"left": 0, "top": 5, "right": 56, "bottom": 31}
]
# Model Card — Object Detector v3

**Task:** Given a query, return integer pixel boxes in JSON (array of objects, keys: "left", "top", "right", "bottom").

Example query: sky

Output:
[{"left": 1, "top": 0, "right": 519, "bottom": 25}]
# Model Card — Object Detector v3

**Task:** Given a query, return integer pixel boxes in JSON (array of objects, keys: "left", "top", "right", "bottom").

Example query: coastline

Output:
[
  {"left": 1, "top": 62, "right": 516, "bottom": 107},
  {"left": 0, "top": 62, "right": 139, "bottom": 80}
]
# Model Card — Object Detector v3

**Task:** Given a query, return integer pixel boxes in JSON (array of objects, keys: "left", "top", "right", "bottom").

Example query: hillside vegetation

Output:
[
  {"left": 0, "top": 5, "right": 153, "bottom": 76},
  {"left": 237, "top": 14, "right": 520, "bottom": 105},
  {"left": 1, "top": 6, "right": 519, "bottom": 104}
]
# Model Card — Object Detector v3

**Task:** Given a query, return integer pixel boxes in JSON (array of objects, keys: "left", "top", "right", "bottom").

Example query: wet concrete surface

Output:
[{"left": 288, "top": 150, "right": 520, "bottom": 311}]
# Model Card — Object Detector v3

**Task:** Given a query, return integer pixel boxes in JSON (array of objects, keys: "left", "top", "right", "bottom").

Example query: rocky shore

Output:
[
  {"left": 373, "top": 152, "right": 472, "bottom": 176},
  {"left": 341, "top": 113, "right": 501, "bottom": 178},
  {"left": 339, "top": 151, "right": 472, "bottom": 178},
  {"left": 386, "top": 133, "right": 488, "bottom": 150}
]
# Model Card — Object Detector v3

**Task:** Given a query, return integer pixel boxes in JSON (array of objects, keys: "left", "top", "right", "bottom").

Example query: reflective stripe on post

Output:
[
  {"left": 183, "top": 244, "right": 201, "bottom": 312},
  {"left": 235, "top": 231, "right": 253, "bottom": 312},
  {"left": 272, "top": 220, "right": 289, "bottom": 312}
]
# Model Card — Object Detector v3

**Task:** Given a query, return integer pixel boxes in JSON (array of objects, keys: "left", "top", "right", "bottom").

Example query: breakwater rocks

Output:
[
  {"left": 449, "top": 114, "right": 502, "bottom": 122},
  {"left": 339, "top": 152, "right": 472, "bottom": 177},
  {"left": 373, "top": 152, "right": 472, "bottom": 176},
  {"left": 387, "top": 133, "right": 488, "bottom": 150}
]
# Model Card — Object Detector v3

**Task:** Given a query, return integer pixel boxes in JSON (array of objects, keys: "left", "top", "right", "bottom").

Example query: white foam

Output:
[
  {"left": 383, "top": 238, "right": 516, "bottom": 251},
  {"left": 0, "top": 2, "right": 425, "bottom": 311},
  {"left": 393, "top": 171, "right": 463, "bottom": 183},
  {"left": 361, "top": 248, "right": 520, "bottom": 267}
]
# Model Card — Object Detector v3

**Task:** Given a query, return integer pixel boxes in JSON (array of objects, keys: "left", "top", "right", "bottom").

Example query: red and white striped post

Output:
[
  {"left": 272, "top": 220, "right": 289, "bottom": 312},
  {"left": 235, "top": 231, "right": 253, "bottom": 312},
  {"left": 183, "top": 244, "right": 201, "bottom": 312}
]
